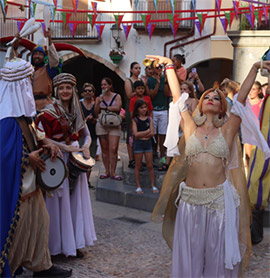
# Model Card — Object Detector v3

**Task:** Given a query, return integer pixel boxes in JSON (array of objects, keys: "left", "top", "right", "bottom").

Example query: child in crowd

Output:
[
  {"left": 129, "top": 80, "right": 153, "bottom": 117},
  {"left": 132, "top": 99, "right": 158, "bottom": 194}
]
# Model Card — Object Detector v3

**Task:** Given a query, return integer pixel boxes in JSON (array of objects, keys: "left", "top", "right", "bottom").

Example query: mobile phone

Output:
[
  {"left": 101, "top": 89, "right": 107, "bottom": 96},
  {"left": 192, "top": 68, "right": 197, "bottom": 73}
]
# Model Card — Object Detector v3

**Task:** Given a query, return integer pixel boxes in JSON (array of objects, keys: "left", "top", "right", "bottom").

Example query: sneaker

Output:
[{"left": 159, "top": 157, "right": 166, "bottom": 165}]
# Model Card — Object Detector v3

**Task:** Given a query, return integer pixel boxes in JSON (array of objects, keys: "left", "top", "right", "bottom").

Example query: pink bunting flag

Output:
[
  {"left": 194, "top": 20, "right": 201, "bottom": 35},
  {"left": 216, "top": 0, "right": 222, "bottom": 14},
  {"left": 232, "top": 1, "right": 239, "bottom": 20},
  {"left": 263, "top": 6, "right": 269, "bottom": 24},
  {"left": 68, "top": 23, "right": 79, "bottom": 37},
  {"left": 147, "top": 23, "right": 156, "bottom": 39},
  {"left": 219, "top": 17, "right": 228, "bottom": 33},
  {"left": 123, "top": 24, "right": 132, "bottom": 39},
  {"left": 96, "top": 24, "right": 105, "bottom": 39}
]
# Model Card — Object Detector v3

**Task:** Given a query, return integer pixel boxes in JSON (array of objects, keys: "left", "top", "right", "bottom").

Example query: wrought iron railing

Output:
[{"left": 133, "top": 0, "right": 194, "bottom": 30}]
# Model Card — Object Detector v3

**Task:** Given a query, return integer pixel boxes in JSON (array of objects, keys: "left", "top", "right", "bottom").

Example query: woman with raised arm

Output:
[{"left": 148, "top": 55, "right": 270, "bottom": 278}]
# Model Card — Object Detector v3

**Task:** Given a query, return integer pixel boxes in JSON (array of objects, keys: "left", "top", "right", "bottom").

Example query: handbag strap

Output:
[
  {"left": 102, "top": 93, "right": 118, "bottom": 108},
  {"left": 53, "top": 103, "right": 71, "bottom": 145}
]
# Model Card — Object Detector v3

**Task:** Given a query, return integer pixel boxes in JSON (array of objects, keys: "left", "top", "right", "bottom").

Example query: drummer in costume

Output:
[
  {"left": 36, "top": 73, "right": 97, "bottom": 258},
  {"left": 31, "top": 28, "right": 62, "bottom": 111},
  {"left": 0, "top": 58, "right": 71, "bottom": 277},
  {"left": 149, "top": 55, "right": 270, "bottom": 277}
]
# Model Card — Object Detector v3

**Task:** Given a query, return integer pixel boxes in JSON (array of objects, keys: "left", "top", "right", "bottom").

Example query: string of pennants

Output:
[{"left": 1, "top": 0, "right": 270, "bottom": 39}]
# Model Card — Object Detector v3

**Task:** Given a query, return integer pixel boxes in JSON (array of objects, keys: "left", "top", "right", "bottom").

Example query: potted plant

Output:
[{"left": 109, "top": 49, "right": 125, "bottom": 64}]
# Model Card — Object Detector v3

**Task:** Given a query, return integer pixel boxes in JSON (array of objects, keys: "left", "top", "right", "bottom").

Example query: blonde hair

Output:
[
  {"left": 198, "top": 88, "right": 227, "bottom": 117},
  {"left": 220, "top": 78, "right": 240, "bottom": 95}
]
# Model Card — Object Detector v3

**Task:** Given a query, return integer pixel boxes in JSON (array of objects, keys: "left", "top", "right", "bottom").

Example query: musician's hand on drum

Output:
[
  {"left": 43, "top": 144, "right": 63, "bottom": 160},
  {"left": 81, "top": 147, "right": 90, "bottom": 159},
  {"left": 145, "top": 55, "right": 173, "bottom": 66},
  {"left": 29, "top": 148, "right": 46, "bottom": 173}
]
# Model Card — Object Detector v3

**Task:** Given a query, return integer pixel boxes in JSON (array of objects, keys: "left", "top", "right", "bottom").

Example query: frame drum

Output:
[
  {"left": 69, "top": 152, "right": 95, "bottom": 172},
  {"left": 36, "top": 154, "right": 67, "bottom": 191}
]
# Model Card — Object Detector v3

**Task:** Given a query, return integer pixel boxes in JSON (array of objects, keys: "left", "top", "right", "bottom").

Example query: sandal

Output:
[
  {"left": 152, "top": 186, "right": 159, "bottom": 194},
  {"left": 136, "top": 187, "right": 143, "bottom": 194},
  {"left": 128, "top": 160, "right": 136, "bottom": 168},
  {"left": 100, "top": 174, "right": 110, "bottom": 179},
  {"left": 158, "top": 163, "right": 169, "bottom": 172},
  {"left": 110, "top": 175, "right": 123, "bottom": 181}
]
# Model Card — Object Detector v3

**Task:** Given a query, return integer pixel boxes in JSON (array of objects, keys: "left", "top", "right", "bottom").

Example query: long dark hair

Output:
[
  {"left": 133, "top": 99, "right": 147, "bottom": 119},
  {"left": 129, "top": 61, "right": 139, "bottom": 77}
]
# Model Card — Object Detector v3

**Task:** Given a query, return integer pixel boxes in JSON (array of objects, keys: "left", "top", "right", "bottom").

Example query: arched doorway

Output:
[
  {"left": 189, "top": 58, "right": 233, "bottom": 89},
  {"left": 62, "top": 54, "right": 126, "bottom": 103}
]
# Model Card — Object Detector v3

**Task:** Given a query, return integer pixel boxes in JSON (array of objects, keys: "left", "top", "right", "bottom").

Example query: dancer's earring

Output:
[
  {"left": 193, "top": 110, "right": 207, "bottom": 126},
  {"left": 213, "top": 113, "right": 225, "bottom": 128}
]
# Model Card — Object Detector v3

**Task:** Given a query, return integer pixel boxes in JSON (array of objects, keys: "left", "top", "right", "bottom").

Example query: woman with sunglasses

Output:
[{"left": 80, "top": 83, "right": 97, "bottom": 189}]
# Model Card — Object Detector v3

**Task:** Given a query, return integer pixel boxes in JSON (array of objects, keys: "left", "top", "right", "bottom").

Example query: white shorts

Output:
[{"left": 153, "top": 110, "right": 168, "bottom": 135}]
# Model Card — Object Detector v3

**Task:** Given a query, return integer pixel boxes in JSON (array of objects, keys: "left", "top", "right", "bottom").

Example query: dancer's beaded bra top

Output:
[{"left": 185, "top": 127, "right": 230, "bottom": 164}]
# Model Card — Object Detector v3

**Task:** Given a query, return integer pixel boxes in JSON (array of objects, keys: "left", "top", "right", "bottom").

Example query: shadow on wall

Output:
[{"left": 63, "top": 55, "right": 125, "bottom": 104}]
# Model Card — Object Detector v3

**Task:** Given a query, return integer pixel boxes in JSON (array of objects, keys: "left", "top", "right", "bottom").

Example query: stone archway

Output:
[{"left": 60, "top": 50, "right": 126, "bottom": 101}]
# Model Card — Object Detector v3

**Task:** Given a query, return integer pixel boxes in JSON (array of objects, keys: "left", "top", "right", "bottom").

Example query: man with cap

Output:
[
  {"left": 31, "top": 28, "right": 62, "bottom": 111},
  {"left": 0, "top": 58, "right": 71, "bottom": 277}
]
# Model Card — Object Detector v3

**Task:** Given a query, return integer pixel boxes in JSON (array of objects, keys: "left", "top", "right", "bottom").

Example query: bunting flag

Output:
[
  {"left": 49, "top": 6, "right": 55, "bottom": 22},
  {"left": 254, "top": 9, "right": 264, "bottom": 26},
  {"left": 91, "top": 1, "right": 97, "bottom": 14},
  {"left": 245, "top": 13, "right": 254, "bottom": 29},
  {"left": 263, "top": 6, "right": 269, "bottom": 24},
  {"left": 17, "top": 21, "right": 24, "bottom": 32},
  {"left": 225, "top": 11, "right": 234, "bottom": 27},
  {"left": 216, "top": 0, "right": 221, "bottom": 14},
  {"left": 168, "top": 14, "right": 179, "bottom": 28},
  {"left": 191, "top": 0, "right": 196, "bottom": 11},
  {"left": 122, "top": 24, "right": 132, "bottom": 39},
  {"left": 169, "top": 21, "right": 179, "bottom": 38},
  {"left": 249, "top": 4, "right": 255, "bottom": 24},
  {"left": 19, "top": 4, "right": 25, "bottom": 12},
  {"left": 62, "top": 12, "right": 72, "bottom": 27},
  {"left": 232, "top": 0, "right": 239, "bottom": 19},
  {"left": 88, "top": 13, "right": 97, "bottom": 28},
  {"left": 195, "top": 20, "right": 201, "bottom": 35},
  {"left": 41, "top": 22, "right": 46, "bottom": 34},
  {"left": 153, "top": 0, "right": 158, "bottom": 12},
  {"left": 53, "top": 0, "right": 57, "bottom": 8},
  {"left": 219, "top": 17, "right": 228, "bottom": 32},
  {"left": 141, "top": 14, "right": 151, "bottom": 30},
  {"left": 197, "top": 13, "right": 207, "bottom": 29},
  {"left": 72, "top": 0, "right": 78, "bottom": 14},
  {"left": 68, "top": 22, "right": 79, "bottom": 37},
  {"left": 170, "top": 0, "right": 176, "bottom": 14},
  {"left": 95, "top": 24, "right": 105, "bottom": 39},
  {"left": 147, "top": 23, "right": 156, "bottom": 39},
  {"left": 114, "top": 14, "right": 124, "bottom": 29}
]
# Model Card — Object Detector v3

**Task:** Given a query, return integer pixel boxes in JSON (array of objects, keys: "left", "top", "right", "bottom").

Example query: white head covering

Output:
[{"left": 0, "top": 58, "right": 36, "bottom": 120}]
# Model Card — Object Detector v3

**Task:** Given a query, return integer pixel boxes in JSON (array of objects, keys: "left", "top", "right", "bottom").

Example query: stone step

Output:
[
  {"left": 122, "top": 160, "right": 166, "bottom": 188},
  {"left": 96, "top": 177, "right": 159, "bottom": 212}
]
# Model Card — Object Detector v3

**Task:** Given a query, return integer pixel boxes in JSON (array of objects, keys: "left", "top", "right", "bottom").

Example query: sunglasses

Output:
[{"left": 84, "top": 89, "right": 93, "bottom": 92}]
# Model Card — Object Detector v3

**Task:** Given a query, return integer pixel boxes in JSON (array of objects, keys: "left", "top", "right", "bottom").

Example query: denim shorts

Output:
[{"left": 133, "top": 139, "right": 152, "bottom": 154}]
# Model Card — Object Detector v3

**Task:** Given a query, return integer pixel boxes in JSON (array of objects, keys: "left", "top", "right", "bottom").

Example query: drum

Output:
[
  {"left": 36, "top": 154, "right": 67, "bottom": 191},
  {"left": 69, "top": 152, "right": 95, "bottom": 172}
]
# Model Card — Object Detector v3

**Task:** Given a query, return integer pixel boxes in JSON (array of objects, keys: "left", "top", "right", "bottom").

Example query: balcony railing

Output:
[{"left": 133, "top": 0, "right": 194, "bottom": 30}]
